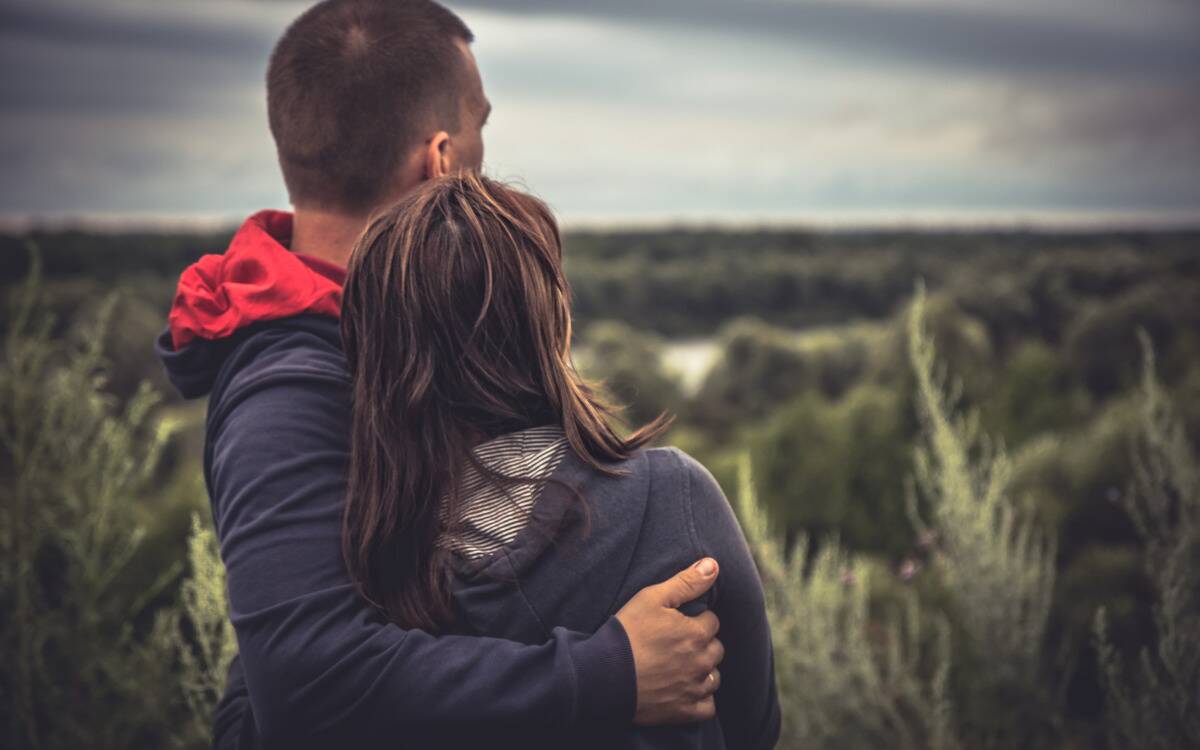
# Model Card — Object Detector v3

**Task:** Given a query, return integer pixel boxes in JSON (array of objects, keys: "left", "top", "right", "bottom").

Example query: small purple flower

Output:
[
  {"left": 840, "top": 569, "right": 857, "bottom": 586},
  {"left": 898, "top": 558, "right": 919, "bottom": 581}
]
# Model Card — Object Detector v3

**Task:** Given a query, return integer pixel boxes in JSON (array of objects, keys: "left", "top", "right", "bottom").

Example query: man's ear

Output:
[{"left": 423, "top": 131, "right": 451, "bottom": 179}]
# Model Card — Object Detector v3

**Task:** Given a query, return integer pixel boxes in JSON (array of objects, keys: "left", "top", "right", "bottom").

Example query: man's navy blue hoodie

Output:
[{"left": 156, "top": 210, "right": 780, "bottom": 749}]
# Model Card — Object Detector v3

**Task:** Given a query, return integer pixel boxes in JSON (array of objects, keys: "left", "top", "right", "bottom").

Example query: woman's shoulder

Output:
[
  {"left": 550, "top": 444, "right": 728, "bottom": 543},
  {"left": 640, "top": 445, "right": 725, "bottom": 499},
  {"left": 630, "top": 446, "right": 731, "bottom": 546}
]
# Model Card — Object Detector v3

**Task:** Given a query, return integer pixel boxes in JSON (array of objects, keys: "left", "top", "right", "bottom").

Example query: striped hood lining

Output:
[{"left": 435, "top": 424, "right": 569, "bottom": 560}]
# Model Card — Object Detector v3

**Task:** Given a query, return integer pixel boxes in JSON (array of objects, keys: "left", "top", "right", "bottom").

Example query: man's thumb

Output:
[{"left": 654, "top": 558, "right": 718, "bottom": 609}]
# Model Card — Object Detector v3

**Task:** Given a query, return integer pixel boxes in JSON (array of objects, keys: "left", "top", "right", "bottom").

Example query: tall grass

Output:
[
  {"left": 1093, "top": 331, "right": 1200, "bottom": 749},
  {"left": 736, "top": 452, "right": 955, "bottom": 749},
  {"left": 0, "top": 256, "right": 234, "bottom": 749},
  {"left": 738, "top": 284, "right": 1063, "bottom": 748},
  {"left": 905, "top": 284, "right": 1060, "bottom": 747},
  {"left": 159, "top": 513, "right": 239, "bottom": 744}
]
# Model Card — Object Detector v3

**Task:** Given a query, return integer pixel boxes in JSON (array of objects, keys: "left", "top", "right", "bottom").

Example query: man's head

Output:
[{"left": 267, "top": 0, "right": 490, "bottom": 217}]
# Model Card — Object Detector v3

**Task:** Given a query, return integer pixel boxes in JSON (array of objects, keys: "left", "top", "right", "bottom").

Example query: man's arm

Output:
[{"left": 206, "top": 363, "right": 720, "bottom": 744}]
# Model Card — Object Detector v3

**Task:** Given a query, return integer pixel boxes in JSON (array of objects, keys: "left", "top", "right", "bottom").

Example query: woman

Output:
[{"left": 340, "top": 171, "right": 781, "bottom": 748}]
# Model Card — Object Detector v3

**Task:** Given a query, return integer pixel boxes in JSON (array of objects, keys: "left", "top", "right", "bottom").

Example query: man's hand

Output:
[{"left": 616, "top": 557, "right": 725, "bottom": 725}]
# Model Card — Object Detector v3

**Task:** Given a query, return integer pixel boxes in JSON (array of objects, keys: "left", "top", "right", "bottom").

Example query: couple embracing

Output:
[{"left": 157, "top": 1, "right": 780, "bottom": 747}]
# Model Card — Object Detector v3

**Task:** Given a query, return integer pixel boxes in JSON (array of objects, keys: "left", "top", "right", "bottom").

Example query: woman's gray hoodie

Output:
[{"left": 441, "top": 430, "right": 782, "bottom": 749}]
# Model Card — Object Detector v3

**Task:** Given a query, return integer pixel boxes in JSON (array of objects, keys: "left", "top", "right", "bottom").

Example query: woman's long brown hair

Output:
[{"left": 340, "top": 171, "right": 672, "bottom": 631}]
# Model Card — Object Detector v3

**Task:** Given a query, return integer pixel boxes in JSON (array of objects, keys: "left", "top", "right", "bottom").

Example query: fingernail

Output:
[{"left": 695, "top": 558, "right": 716, "bottom": 576}]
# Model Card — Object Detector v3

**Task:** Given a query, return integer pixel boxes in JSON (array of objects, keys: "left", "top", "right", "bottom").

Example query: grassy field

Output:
[{"left": 2, "top": 226, "right": 1198, "bottom": 747}]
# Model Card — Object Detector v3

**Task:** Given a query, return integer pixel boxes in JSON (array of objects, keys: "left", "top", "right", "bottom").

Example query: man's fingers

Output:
[
  {"left": 691, "top": 696, "right": 717, "bottom": 722},
  {"left": 702, "top": 637, "right": 725, "bottom": 672},
  {"left": 702, "top": 668, "right": 722, "bottom": 696},
  {"left": 651, "top": 557, "right": 719, "bottom": 609},
  {"left": 692, "top": 609, "right": 720, "bottom": 641}
]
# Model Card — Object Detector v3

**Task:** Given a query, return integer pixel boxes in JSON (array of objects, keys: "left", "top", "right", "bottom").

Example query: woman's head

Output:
[{"left": 340, "top": 171, "right": 670, "bottom": 629}]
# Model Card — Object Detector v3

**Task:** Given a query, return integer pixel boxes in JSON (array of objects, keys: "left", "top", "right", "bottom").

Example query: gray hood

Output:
[{"left": 448, "top": 448, "right": 657, "bottom": 643}]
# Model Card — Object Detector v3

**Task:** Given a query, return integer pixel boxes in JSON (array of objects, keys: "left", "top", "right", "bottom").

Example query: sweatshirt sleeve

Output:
[
  {"left": 204, "top": 357, "right": 635, "bottom": 745},
  {"left": 674, "top": 448, "right": 782, "bottom": 750}
]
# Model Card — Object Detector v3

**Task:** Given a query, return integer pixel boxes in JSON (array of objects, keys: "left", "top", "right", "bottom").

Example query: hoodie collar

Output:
[{"left": 166, "top": 209, "right": 344, "bottom": 350}]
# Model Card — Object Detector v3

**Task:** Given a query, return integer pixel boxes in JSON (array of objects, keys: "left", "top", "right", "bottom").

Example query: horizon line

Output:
[{"left": 2, "top": 208, "right": 1199, "bottom": 235}]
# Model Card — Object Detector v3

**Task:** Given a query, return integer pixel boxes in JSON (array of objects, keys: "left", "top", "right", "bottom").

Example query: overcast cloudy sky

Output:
[{"left": 1, "top": 0, "right": 1198, "bottom": 227}]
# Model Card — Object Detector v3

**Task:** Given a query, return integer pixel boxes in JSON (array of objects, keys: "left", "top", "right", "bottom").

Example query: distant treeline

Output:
[
  {"left": 0, "top": 228, "right": 232, "bottom": 285},
  {"left": 4, "top": 226, "right": 1198, "bottom": 341},
  {"left": 565, "top": 228, "right": 1200, "bottom": 336}
]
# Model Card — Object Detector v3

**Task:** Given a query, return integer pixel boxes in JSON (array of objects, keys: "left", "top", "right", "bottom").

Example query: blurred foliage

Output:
[
  {"left": 573, "top": 320, "right": 683, "bottom": 428},
  {"left": 978, "top": 340, "right": 1090, "bottom": 448},
  {"left": 0, "top": 257, "right": 231, "bottom": 749},
  {"left": 1094, "top": 334, "right": 1200, "bottom": 750},
  {"left": 691, "top": 318, "right": 812, "bottom": 432},
  {"left": 164, "top": 514, "right": 239, "bottom": 744},
  {"left": 0, "top": 228, "right": 225, "bottom": 288},
  {"left": 736, "top": 454, "right": 955, "bottom": 750},
  {"left": 750, "top": 385, "right": 913, "bottom": 557},
  {"left": 906, "top": 287, "right": 1060, "bottom": 748}
]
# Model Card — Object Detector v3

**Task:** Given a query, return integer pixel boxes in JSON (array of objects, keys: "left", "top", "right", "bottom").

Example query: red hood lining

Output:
[{"left": 167, "top": 209, "right": 345, "bottom": 350}]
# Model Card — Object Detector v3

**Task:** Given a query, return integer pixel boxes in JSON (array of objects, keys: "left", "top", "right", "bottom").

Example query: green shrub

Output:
[
  {"left": 156, "top": 514, "right": 238, "bottom": 744},
  {"left": 0, "top": 256, "right": 233, "bottom": 749},
  {"left": 751, "top": 384, "right": 914, "bottom": 557},
  {"left": 1094, "top": 332, "right": 1200, "bottom": 749},
  {"left": 735, "top": 453, "right": 955, "bottom": 749},
  {"left": 1065, "top": 281, "right": 1200, "bottom": 399},
  {"left": 573, "top": 320, "right": 684, "bottom": 427},
  {"left": 689, "top": 317, "right": 880, "bottom": 436},
  {"left": 980, "top": 340, "right": 1090, "bottom": 447},
  {"left": 906, "top": 284, "right": 1061, "bottom": 748},
  {"left": 692, "top": 317, "right": 811, "bottom": 432}
]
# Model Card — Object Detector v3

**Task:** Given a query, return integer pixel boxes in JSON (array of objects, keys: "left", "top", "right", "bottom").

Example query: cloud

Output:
[
  {"left": 465, "top": 8, "right": 1200, "bottom": 222},
  {"left": 0, "top": 0, "right": 281, "bottom": 59},
  {"left": 0, "top": 0, "right": 288, "bottom": 117},
  {"left": 449, "top": 0, "right": 1200, "bottom": 81},
  {"left": 0, "top": 1, "right": 290, "bottom": 214},
  {"left": 0, "top": 0, "right": 1196, "bottom": 222}
]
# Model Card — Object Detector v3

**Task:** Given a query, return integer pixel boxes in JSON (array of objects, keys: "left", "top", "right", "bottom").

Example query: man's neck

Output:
[{"left": 289, "top": 208, "right": 370, "bottom": 268}]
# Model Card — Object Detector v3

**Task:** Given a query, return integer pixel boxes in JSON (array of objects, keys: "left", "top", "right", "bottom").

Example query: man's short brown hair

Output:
[{"left": 267, "top": 0, "right": 474, "bottom": 213}]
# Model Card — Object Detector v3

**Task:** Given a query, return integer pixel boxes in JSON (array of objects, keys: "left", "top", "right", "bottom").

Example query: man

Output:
[{"left": 156, "top": 1, "right": 726, "bottom": 746}]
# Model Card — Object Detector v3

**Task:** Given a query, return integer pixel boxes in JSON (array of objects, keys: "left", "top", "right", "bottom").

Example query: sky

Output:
[{"left": 1, "top": 0, "right": 1198, "bottom": 228}]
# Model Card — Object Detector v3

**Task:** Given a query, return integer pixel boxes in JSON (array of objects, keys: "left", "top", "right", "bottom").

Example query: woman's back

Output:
[
  {"left": 440, "top": 424, "right": 781, "bottom": 749},
  {"left": 338, "top": 173, "right": 778, "bottom": 746}
]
